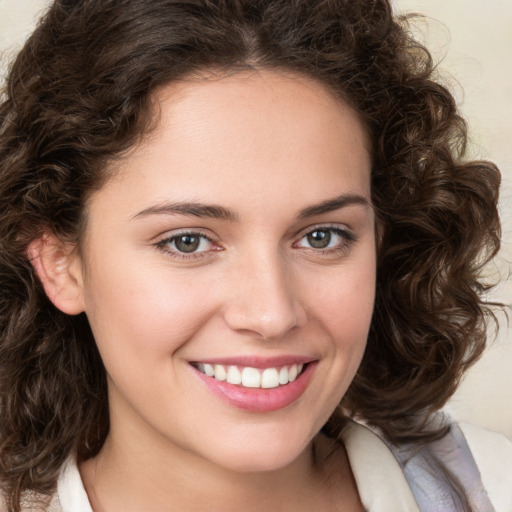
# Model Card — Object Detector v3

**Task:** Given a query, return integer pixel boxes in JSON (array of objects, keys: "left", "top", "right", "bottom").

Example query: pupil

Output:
[
  {"left": 175, "top": 235, "right": 200, "bottom": 253},
  {"left": 308, "top": 230, "right": 330, "bottom": 248}
]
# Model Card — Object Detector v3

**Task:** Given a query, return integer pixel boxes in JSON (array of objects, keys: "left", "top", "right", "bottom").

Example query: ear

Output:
[{"left": 27, "top": 233, "right": 85, "bottom": 315}]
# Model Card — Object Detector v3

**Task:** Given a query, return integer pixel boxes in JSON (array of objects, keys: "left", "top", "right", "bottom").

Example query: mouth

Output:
[
  {"left": 189, "top": 358, "right": 317, "bottom": 412},
  {"left": 192, "top": 362, "right": 307, "bottom": 389}
]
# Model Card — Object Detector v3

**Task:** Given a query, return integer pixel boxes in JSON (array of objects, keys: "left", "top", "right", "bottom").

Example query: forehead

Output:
[
  {"left": 90, "top": 70, "right": 372, "bottom": 221},
  {"left": 150, "top": 69, "right": 371, "bottom": 171}
]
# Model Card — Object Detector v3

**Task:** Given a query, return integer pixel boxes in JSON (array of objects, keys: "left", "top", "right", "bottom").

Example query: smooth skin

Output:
[{"left": 30, "top": 70, "right": 375, "bottom": 511}]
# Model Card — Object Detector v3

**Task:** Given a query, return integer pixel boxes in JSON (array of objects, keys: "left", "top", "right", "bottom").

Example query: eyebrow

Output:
[
  {"left": 297, "top": 194, "right": 370, "bottom": 218},
  {"left": 132, "top": 193, "right": 370, "bottom": 222},
  {"left": 132, "top": 202, "right": 238, "bottom": 221}
]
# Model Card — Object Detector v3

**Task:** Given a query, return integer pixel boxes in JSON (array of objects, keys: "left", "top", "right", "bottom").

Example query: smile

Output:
[
  {"left": 194, "top": 362, "right": 306, "bottom": 389},
  {"left": 190, "top": 358, "right": 317, "bottom": 412}
]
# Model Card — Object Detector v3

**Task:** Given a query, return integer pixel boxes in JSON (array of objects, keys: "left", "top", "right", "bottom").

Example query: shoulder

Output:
[{"left": 459, "top": 422, "right": 512, "bottom": 511}]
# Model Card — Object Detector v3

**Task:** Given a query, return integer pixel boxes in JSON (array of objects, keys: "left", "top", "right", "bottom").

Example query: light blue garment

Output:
[{"left": 385, "top": 415, "right": 495, "bottom": 511}]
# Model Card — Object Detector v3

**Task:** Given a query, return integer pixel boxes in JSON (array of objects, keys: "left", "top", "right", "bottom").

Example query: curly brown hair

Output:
[{"left": 0, "top": 0, "right": 501, "bottom": 509}]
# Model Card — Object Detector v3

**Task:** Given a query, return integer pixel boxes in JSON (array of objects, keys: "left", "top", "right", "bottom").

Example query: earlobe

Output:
[{"left": 27, "top": 233, "right": 85, "bottom": 315}]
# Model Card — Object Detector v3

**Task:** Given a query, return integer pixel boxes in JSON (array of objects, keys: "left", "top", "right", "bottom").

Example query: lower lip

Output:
[{"left": 192, "top": 362, "right": 317, "bottom": 412}]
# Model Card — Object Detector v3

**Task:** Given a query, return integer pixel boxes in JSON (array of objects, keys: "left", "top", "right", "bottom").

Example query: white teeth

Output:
[
  {"left": 197, "top": 362, "right": 308, "bottom": 388},
  {"left": 261, "top": 368, "right": 279, "bottom": 388},
  {"left": 226, "top": 365, "right": 242, "bottom": 385},
  {"left": 242, "top": 367, "right": 261, "bottom": 388},
  {"left": 204, "top": 363, "right": 215, "bottom": 377},
  {"left": 288, "top": 364, "right": 298, "bottom": 382},
  {"left": 214, "top": 364, "right": 226, "bottom": 381},
  {"left": 278, "top": 366, "right": 289, "bottom": 385}
]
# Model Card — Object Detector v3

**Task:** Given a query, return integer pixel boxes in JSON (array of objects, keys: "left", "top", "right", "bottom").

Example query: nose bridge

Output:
[{"left": 223, "top": 247, "right": 304, "bottom": 340}]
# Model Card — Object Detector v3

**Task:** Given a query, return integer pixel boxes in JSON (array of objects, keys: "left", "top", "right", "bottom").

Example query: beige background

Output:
[{"left": 1, "top": 0, "right": 511, "bottom": 439}]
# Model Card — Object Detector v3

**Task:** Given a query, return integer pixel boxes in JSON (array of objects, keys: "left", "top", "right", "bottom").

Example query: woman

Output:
[{"left": 0, "top": 0, "right": 510, "bottom": 511}]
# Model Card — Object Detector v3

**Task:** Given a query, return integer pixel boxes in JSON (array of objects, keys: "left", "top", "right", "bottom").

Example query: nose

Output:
[{"left": 222, "top": 252, "right": 306, "bottom": 340}]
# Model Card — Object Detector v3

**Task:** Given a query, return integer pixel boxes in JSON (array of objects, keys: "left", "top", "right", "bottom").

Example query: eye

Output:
[
  {"left": 294, "top": 227, "right": 355, "bottom": 252},
  {"left": 155, "top": 231, "right": 217, "bottom": 257}
]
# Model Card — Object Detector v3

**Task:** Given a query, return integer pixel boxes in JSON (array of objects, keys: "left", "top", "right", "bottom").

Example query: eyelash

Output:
[{"left": 154, "top": 226, "right": 357, "bottom": 260}]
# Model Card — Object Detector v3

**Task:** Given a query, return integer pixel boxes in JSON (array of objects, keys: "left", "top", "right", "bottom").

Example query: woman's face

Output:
[{"left": 76, "top": 70, "right": 376, "bottom": 473}]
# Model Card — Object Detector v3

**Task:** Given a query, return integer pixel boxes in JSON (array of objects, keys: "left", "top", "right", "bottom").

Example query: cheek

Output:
[
  {"left": 306, "top": 259, "right": 376, "bottom": 342},
  {"left": 82, "top": 252, "right": 219, "bottom": 361},
  {"left": 303, "top": 255, "right": 376, "bottom": 401}
]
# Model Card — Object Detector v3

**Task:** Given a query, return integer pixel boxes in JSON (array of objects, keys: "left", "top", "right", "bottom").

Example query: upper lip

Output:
[{"left": 189, "top": 355, "right": 317, "bottom": 369}]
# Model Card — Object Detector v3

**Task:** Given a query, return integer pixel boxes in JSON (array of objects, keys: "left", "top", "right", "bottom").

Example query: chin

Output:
[
  {"left": 198, "top": 428, "right": 313, "bottom": 474},
  {"left": 215, "top": 451, "right": 303, "bottom": 474}
]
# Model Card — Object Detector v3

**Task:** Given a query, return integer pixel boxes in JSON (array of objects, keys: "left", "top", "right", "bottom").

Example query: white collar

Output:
[
  {"left": 57, "top": 457, "right": 93, "bottom": 512},
  {"left": 57, "top": 422, "right": 418, "bottom": 512},
  {"left": 340, "top": 421, "right": 419, "bottom": 511}
]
